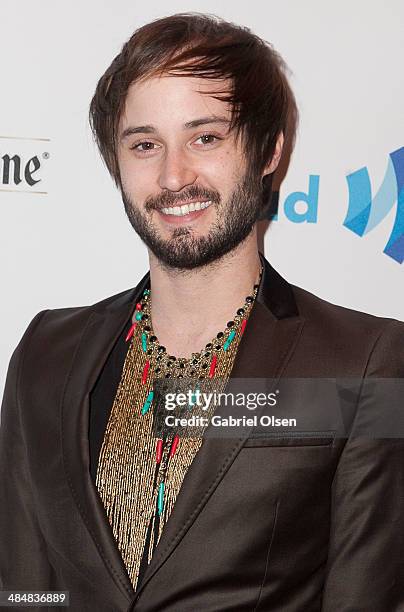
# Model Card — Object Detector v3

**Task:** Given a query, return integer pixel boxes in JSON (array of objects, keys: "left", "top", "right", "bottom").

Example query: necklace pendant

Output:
[
  {"left": 141, "top": 390, "right": 154, "bottom": 415},
  {"left": 169, "top": 434, "right": 180, "bottom": 458},
  {"left": 240, "top": 319, "right": 248, "bottom": 336},
  {"left": 208, "top": 354, "right": 217, "bottom": 378},
  {"left": 156, "top": 439, "right": 163, "bottom": 464},
  {"left": 125, "top": 322, "right": 137, "bottom": 342},
  {"left": 223, "top": 329, "right": 236, "bottom": 351},
  {"left": 157, "top": 482, "right": 165, "bottom": 516},
  {"left": 141, "top": 361, "right": 150, "bottom": 384}
]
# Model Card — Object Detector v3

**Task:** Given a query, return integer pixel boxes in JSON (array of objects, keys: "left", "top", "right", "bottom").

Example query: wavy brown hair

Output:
[{"left": 89, "top": 12, "right": 297, "bottom": 208}]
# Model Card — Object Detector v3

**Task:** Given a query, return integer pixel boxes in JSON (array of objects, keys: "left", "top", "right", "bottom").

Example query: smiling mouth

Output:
[{"left": 160, "top": 200, "right": 212, "bottom": 216}]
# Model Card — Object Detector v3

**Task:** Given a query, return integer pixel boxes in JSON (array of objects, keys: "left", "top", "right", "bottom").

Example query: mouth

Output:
[{"left": 160, "top": 200, "right": 213, "bottom": 216}]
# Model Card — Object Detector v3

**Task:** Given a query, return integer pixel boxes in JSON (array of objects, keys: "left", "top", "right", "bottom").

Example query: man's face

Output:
[{"left": 117, "top": 74, "right": 265, "bottom": 270}]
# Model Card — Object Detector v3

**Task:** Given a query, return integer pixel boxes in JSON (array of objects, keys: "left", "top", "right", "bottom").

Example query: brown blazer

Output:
[{"left": 1, "top": 254, "right": 404, "bottom": 612}]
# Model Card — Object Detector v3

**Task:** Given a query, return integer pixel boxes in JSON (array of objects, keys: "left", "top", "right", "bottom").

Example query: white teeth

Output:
[{"left": 160, "top": 201, "right": 212, "bottom": 216}]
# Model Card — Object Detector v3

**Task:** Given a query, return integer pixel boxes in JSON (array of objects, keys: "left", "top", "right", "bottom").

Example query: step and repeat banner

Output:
[{"left": 0, "top": 0, "right": 403, "bottom": 396}]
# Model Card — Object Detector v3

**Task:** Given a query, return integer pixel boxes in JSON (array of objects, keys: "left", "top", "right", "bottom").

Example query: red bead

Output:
[
  {"left": 169, "top": 434, "right": 179, "bottom": 458},
  {"left": 141, "top": 360, "right": 150, "bottom": 384},
  {"left": 240, "top": 319, "right": 247, "bottom": 336},
  {"left": 208, "top": 354, "right": 217, "bottom": 378},
  {"left": 135, "top": 302, "right": 142, "bottom": 310},
  {"left": 156, "top": 439, "right": 163, "bottom": 464},
  {"left": 125, "top": 322, "right": 137, "bottom": 342}
]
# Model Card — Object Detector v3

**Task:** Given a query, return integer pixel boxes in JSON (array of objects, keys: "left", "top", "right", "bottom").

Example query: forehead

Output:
[{"left": 120, "top": 75, "right": 233, "bottom": 128}]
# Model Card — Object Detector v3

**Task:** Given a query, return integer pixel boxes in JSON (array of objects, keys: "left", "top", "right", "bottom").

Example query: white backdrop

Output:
[{"left": 1, "top": 0, "right": 403, "bottom": 398}]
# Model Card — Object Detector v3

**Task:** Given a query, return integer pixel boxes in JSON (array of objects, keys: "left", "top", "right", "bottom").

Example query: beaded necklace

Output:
[
  {"left": 96, "top": 267, "right": 262, "bottom": 590},
  {"left": 126, "top": 276, "right": 261, "bottom": 378}
]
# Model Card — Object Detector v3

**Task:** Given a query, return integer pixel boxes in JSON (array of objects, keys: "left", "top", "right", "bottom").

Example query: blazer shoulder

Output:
[
  {"left": 6, "top": 285, "right": 140, "bottom": 404},
  {"left": 291, "top": 282, "right": 404, "bottom": 334},
  {"left": 289, "top": 283, "right": 404, "bottom": 376},
  {"left": 15, "top": 285, "right": 138, "bottom": 371},
  {"left": 31, "top": 285, "right": 136, "bottom": 333}
]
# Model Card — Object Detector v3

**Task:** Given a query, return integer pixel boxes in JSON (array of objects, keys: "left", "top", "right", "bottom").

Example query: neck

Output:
[{"left": 142, "top": 230, "right": 261, "bottom": 358}]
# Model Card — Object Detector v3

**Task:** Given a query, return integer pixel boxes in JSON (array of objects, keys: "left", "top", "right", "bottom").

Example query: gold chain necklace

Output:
[{"left": 96, "top": 268, "right": 262, "bottom": 590}]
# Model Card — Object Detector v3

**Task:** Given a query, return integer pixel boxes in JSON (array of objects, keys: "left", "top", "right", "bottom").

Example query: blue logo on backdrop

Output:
[
  {"left": 343, "top": 147, "right": 404, "bottom": 264},
  {"left": 267, "top": 146, "right": 404, "bottom": 264}
]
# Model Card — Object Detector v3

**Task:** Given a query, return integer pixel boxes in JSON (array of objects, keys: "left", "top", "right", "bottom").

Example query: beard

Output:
[{"left": 121, "top": 169, "right": 264, "bottom": 271}]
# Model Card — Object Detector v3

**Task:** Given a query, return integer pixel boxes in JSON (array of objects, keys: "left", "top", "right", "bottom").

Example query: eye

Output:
[
  {"left": 130, "top": 141, "right": 158, "bottom": 154},
  {"left": 194, "top": 133, "right": 221, "bottom": 146}
]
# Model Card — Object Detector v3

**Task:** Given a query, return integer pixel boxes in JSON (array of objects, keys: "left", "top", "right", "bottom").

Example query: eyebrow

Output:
[{"left": 120, "top": 115, "right": 230, "bottom": 141}]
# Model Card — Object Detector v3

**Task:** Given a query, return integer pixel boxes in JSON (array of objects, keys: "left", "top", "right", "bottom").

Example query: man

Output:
[{"left": 1, "top": 12, "right": 404, "bottom": 612}]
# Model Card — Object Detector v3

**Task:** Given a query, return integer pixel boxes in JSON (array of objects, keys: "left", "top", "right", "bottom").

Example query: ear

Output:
[{"left": 262, "top": 132, "right": 284, "bottom": 177}]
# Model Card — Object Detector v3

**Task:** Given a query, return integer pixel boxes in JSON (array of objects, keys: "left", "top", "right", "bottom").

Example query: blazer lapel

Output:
[
  {"left": 61, "top": 274, "right": 149, "bottom": 601},
  {"left": 135, "top": 254, "right": 305, "bottom": 596}
]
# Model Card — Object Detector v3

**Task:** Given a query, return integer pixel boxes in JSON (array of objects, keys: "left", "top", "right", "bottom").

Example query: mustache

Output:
[{"left": 145, "top": 189, "right": 220, "bottom": 212}]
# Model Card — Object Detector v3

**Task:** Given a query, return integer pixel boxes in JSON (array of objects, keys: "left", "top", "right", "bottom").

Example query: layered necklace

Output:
[{"left": 96, "top": 267, "right": 262, "bottom": 590}]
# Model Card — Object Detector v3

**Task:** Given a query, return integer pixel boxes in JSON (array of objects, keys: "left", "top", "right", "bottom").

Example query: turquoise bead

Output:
[
  {"left": 143, "top": 289, "right": 150, "bottom": 296},
  {"left": 158, "top": 482, "right": 164, "bottom": 516},
  {"left": 141, "top": 390, "right": 154, "bottom": 415},
  {"left": 135, "top": 312, "right": 143, "bottom": 322},
  {"left": 223, "top": 329, "right": 236, "bottom": 351},
  {"left": 141, "top": 333, "right": 147, "bottom": 352}
]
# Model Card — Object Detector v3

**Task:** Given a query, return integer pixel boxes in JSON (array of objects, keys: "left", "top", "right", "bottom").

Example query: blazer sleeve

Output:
[
  {"left": 0, "top": 310, "right": 55, "bottom": 592},
  {"left": 321, "top": 319, "right": 404, "bottom": 611}
]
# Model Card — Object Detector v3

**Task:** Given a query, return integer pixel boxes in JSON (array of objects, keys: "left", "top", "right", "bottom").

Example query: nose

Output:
[{"left": 158, "top": 147, "right": 197, "bottom": 192}]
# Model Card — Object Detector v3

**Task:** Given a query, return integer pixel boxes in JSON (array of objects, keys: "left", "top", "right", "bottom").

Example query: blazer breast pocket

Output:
[{"left": 242, "top": 431, "right": 336, "bottom": 448}]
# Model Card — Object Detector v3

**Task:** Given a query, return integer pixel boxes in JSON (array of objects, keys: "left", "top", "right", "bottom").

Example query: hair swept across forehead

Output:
[{"left": 89, "top": 11, "right": 297, "bottom": 204}]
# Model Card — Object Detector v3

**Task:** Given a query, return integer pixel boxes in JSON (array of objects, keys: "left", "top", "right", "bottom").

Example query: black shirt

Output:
[{"left": 89, "top": 319, "right": 131, "bottom": 483}]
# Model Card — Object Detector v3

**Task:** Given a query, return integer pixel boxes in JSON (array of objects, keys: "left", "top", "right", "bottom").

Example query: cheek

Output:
[
  {"left": 214, "top": 148, "right": 245, "bottom": 179},
  {"left": 207, "top": 162, "right": 243, "bottom": 198},
  {"left": 201, "top": 155, "right": 233, "bottom": 185},
  {"left": 119, "top": 157, "right": 153, "bottom": 196}
]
